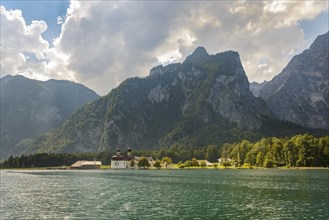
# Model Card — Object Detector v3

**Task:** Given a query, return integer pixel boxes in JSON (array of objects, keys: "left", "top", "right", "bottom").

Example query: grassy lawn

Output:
[{"left": 100, "top": 165, "right": 111, "bottom": 169}]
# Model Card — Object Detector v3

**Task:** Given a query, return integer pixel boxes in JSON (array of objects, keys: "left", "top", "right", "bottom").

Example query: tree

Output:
[
  {"left": 321, "top": 137, "right": 329, "bottom": 166},
  {"left": 191, "top": 158, "right": 199, "bottom": 168},
  {"left": 238, "top": 140, "right": 252, "bottom": 165},
  {"left": 130, "top": 159, "right": 135, "bottom": 168},
  {"left": 296, "top": 139, "right": 307, "bottom": 167},
  {"left": 137, "top": 157, "right": 150, "bottom": 169},
  {"left": 283, "top": 140, "right": 297, "bottom": 167},
  {"left": 271, "top": 138, "right": 284, "bottom": 166},
  {"left": 184, "top": 160, "right": 192, "bottom": 168},
  {"left": 153, "top": 160, "right": 161, "bottom": 169},
  {"left": 223, "top": 161, "right": 231, "bottom": 168},
  {"left": 264, "top": 152, "right": 274, "bottom": 168},
  {"left": 264, "top": 160, "right": 274, "bottom": 168},
  {"left": 200, "top": 161, "right": 207, "bottom": 168},
  {"left": 161, "top": 157, "right": 172, "bottom": 169},
  {"left": 256, "top": 152, "right": 264, "bottom": 167},
  {"left": 244, "top": 151, "right": 255, "bottom": 165},
  {"left": 205, "top": 145, "right": 218, "bottom": 162},
  {"left": 221, "top": 143, "right": 231, "bottom": 159},
  {"left": 193, "top": 149, "right": 205, "bottom": 160},
  {"left": 157, "top": 149, "right": 166, "bottom": 160},
  {"left": 177, "top": 161, "right": 185, "bottom": 169}
]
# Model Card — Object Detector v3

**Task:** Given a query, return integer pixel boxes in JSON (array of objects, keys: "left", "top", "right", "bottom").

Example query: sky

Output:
[{"left": 1, "top": 1, "right": 328, "bottom": 96}]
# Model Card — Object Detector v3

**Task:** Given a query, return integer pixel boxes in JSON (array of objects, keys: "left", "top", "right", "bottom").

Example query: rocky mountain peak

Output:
[
  {"left": 149, "top": 65, "right": 164, "bottom": 76},
  {"left": 309, "top": 31, "right": 328, "bottom": 52},
  {"left": 184, "top": 46, "right": 209, "bottom": 64},
  {"left": 255, "top": 32, "right": 329, "bottom": 129},
  {"left": 192, "top": 46, "right": 209, "bottom": 56}
]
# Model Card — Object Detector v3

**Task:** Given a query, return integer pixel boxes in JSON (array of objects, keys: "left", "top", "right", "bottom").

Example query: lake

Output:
[{"left": 1, "top": 169, "right": 328, "bottom": 219}]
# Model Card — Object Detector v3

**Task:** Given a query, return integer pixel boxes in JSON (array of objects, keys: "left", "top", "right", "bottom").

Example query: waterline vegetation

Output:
[{"left": 1, "top": 134, "right": 328, "bottom": 169}]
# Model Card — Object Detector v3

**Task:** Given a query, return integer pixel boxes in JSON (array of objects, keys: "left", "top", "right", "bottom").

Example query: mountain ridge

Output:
[
  {"left": 0, "top": 75, "right": 100, "bottom": 159},
  {"left": 20, "top": 48, "right": 326, "bottom": 156},
  {"left": 254, "top": 31, "right": 329, "bottom": 129}
]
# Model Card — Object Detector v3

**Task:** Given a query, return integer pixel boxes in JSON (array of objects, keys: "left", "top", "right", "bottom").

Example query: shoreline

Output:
[{"left": 1, "top": 166, "right": 329, "bottom": 171}]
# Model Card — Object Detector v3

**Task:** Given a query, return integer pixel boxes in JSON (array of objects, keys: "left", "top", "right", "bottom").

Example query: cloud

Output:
[
  {"left": 0, "top": 5, "right": 75, "bottom": 81},
  {"left": 53, "top": 1, "right": 187, "bottom": 95},
  {"left": 1, "top": 1, "right": 328, "bottom": 95},
  {"left": 57, "top": 16, "right": 64, "bottom": 25},
  {"left": 157, "top": 49, "right": 182, "bottom": 66},
  {"left": 0, "top": 6, "right": 49, "bottom": 77}
]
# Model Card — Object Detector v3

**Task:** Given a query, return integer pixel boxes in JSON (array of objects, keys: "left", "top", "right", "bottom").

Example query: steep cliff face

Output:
[
  {"left": 250, "top": 81, "right": 268, "bottom": 97},
  {"left": 25, "top": 48, "right": 319, "bottom": 155},
  {"left": 182, "top": 48, "right": 275, "bottom": 130},
  {"left": 0, "top": 75, "right": 100, "bottom": 159},
  {"left": 257, "top": 32, "right": 329, "bottom": 129}
]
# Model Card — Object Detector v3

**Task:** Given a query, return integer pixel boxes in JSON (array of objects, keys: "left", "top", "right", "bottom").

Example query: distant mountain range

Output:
[
  {"left": 1, "top": 32, "right": 328, "bottom": 159},
  {"left": 250, "top": 31, "right": 329, "bottom": 129},
  {"left": 0, "top": 75, "right": 99, "bottom": 159},
  {"left": 20, "top": 46, "right": 325, "bottom": 156}
]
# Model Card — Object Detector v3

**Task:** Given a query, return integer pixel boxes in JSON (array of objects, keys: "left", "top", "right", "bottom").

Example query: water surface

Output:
[{"left": 1, "top": 169, "right": 328, "bottom": 219}]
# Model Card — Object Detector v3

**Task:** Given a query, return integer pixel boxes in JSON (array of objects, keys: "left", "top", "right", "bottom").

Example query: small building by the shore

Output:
[
  {"left": 71, "top": 160, "right": 102, "bottom": 169},
  {"left": 111, "top": 148, "right": 133, "bottom": 169},
  {"left": 218, "top": 158, "right": 233, "bottom": 165},
  {"left": 197, "top": 160, "right": 214, "bottom": 167}
]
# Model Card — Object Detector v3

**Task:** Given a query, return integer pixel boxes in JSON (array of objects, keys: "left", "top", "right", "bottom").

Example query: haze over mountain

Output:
[
  {"left": 21, "top": 47, "right": 321, "bottom": 156},
  {"left": 0, "top": 75, "right": 99, "bottom": 159},
  {"left": 252, "top": 32, "right": 329, "bottom": 129}
]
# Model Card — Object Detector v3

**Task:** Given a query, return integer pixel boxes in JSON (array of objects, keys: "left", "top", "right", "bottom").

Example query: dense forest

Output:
[
  {"left": 1, "top": 134, "right": 328, "bottom": 168},
  {"left": 221, "top": 134, "right": 329, "bottom": 167},
  {"left": 0, "top": 152, "right": 113, "bottom": 168}
]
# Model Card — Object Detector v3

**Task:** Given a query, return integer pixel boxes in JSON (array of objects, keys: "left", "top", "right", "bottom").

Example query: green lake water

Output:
[{"left": 1, "top": 169, "right": 328, "bottom": 219}]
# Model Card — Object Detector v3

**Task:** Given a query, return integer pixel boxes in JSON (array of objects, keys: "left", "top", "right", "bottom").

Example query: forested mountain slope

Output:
[
  {"left": 0, "top": 75, "right": 99, "bottom": 159},
  {"left": 23, "top": 48, "right": 324, "bottom": 155}
]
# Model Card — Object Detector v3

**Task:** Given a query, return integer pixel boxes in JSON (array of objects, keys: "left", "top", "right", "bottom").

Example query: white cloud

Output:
[
  {"left": 0, "top": 6, "right": 49, "bottom": 76},
  {"left": 157, "top": 49, "right": 182, "bottom": 65},
  {"left": 264, "top": 1, "right": 288, "bottom": 13},
  {"left": 0, "top": 5, "right": 74, "bottom": 81},
  {"left": 1, "top": 1, "right": 328, "bottom": 95},
  {"left": 57, "top": 16, "right": 64, "bottom": 24},
  {"left": 263, "top": 1, "right": 327, "bottom": 28}
]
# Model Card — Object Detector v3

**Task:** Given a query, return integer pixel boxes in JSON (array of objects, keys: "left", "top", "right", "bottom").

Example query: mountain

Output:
[
  {"left": 254, "top": 32, "right": 329, "bottom": 129},
  {"left": 23, "top": 48, "right": 322, "bottom": 155},
  {"left": 0, "top": 75, "right": 100, "bottom": 159},
  {"left": 249, "top": 81, "right": 268, "bottom": 97}
]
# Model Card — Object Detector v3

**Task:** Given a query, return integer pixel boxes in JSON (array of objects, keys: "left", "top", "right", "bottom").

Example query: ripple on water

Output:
[{"left": 1, "top": 169, "right": 328, "bottom": 219}]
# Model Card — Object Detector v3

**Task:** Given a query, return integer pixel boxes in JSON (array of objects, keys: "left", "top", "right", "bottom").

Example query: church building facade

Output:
[{"left": 111, "top": 148, "right": 133, "bottom": 169}]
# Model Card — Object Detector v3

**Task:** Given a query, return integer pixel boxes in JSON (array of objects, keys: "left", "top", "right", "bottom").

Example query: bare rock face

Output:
[
  {"left": 182, "top": 48, "right": 275, "bottom": 130},
  {"left": 148, "top": 84, "right": 170, "bottom": 103},
  {"left": 250, "top": 81, "right": 268, "bottom": 97},
  {"left": 256, "top": 32, "right": 329, "bottom": 129}
]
